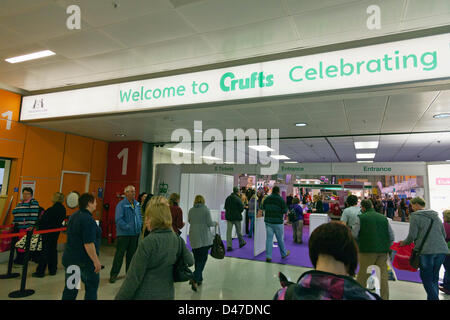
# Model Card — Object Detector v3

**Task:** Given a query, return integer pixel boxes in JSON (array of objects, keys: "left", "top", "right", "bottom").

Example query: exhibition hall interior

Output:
[{"left": 0, "top": 0, "right": 449, "bottom": 301}]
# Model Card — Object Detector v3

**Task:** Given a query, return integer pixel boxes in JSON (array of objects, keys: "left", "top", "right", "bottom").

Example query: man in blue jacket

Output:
[{"left": 109, "top": 185, "right": 142, "bottom": 283}]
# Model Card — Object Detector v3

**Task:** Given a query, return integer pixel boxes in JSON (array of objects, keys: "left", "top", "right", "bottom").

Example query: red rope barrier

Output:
[
  {"left": 0, "top": 227, "right": 67, "bottom": 239},
  {"left": 0, "top": 224, "right": 14, "bottom": 229}
]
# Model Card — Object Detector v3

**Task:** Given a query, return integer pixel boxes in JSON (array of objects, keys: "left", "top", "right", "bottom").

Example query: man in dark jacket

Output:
[
  {"left": 262, "top": 186, "right": 290, "bottom": 262},
  {"left": 224, "top": 187, "right": 246, "bottom": 251},
  {"left": 352, "top": 200, "right": 394, "bottom": 300}
]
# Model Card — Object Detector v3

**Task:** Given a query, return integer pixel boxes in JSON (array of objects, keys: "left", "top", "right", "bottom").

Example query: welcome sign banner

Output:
[{"left": 21, "top": 33, "right": 450, "bottom": 121}]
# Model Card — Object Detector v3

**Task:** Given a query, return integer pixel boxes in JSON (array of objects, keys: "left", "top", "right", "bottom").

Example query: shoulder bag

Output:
[
  {"left": 409, "top": 217, "right": 434, "bottom": 269},
  {"left": 210, "top": 224, "right": 225, "bottom": 259},
  {"left": 173, "top": 236, "right": 193, "bottom": 282}
]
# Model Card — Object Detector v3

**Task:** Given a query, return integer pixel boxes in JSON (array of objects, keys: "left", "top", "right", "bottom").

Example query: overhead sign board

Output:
[{"left": 21, "top": 33, "right": 450, "bottom": 121}]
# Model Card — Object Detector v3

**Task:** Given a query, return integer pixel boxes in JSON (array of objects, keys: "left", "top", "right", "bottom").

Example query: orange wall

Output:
[{"left": 0, "top": 89, "right": 109, "bottom": 245}]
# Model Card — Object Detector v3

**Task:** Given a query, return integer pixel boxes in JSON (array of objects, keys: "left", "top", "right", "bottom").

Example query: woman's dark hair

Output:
[
  {"left": 293, "top": 197, "right": 300, "bottom": 204},
  {"left": 142, "top": 193, "right": 154, "bottom": 213},
  {"left": 309, "top": 222, "right": 358, "bottom": 276},
  {"left": 137, "top": 192, "right": 147, "bottom": 203},
  {"left": 78, "top": 193, "right": 95, "bottom": 210},
  {"left": 346, "top": 195, "right": 358, "bottom": 206},
  {"left": 22, "top": 187, "right": 33, "bottom": 195}
]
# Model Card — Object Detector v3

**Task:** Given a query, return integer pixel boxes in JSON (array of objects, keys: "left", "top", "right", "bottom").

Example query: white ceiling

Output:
[{"left": 0, "top": 0, "right": 449, "bottom": 92}]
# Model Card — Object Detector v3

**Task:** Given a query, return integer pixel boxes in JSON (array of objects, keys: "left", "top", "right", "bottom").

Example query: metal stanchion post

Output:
[
  {"left": 0, "top": 230, "right": 20, "bottom": 279},
  {"left": 8, "top": 229, "right": 35, "bottom": 298}
]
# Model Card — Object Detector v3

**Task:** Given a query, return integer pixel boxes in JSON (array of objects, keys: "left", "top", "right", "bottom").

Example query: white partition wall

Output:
[
  {"left": 309, "top": 214, "right": 331, "bottom": 235},
  {"left": 179, "top": 173, "right": 233, "bottom": 243}
]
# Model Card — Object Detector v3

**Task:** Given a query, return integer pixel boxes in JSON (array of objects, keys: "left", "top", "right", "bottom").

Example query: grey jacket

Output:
[
  {"left": 188, "top": 204, "right": 217, "bottom": 249},
  {"left": 403, "top": 209, "right": 449, "bottom": 255},
  {"left": 115, "top": 229, "right": 194, "bottom": 300}
]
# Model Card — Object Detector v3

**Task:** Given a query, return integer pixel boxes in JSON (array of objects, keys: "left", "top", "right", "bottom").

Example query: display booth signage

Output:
[
  {"left": 20, "top": 33, "right": 450, "bottom": 121},
  {"left": 180, "top": 162, "right": 427, "bottom": 176}
]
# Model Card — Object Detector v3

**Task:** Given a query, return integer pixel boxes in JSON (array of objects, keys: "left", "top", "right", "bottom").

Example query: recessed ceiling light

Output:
[
  {"left": 115, "top": 133, "right": 126, "bottom": 137},
  {"left": 5, "top": 50, "right": 55, "bottom": 63},
  {"left": 356, "top": 153, "right": 376, "bottom": 159},
  {"left": 284, "top": 161, "right": 298, "bottom": 164},
  {"left": 433, "top": 113, "right": 450, "bottom": 119},
  {"left": 295, "top": 123, "right": 307, "bottom": 127},
  {"left": 202, "top": 156, "right": 221, "bottom": 161},
  {"left": 249, "top": 145, "right": 275, "bottom": 152},
  {"left": 270, "top": 155, "right": 290, "bottom": 160},
  {"left": 224, "top": 161, "right": 235, "bottom": 164},
  {"left": 167, "top": 147, "right": 194, "bottom": 154},
  {"left": 357, "top": 161, "right": 374, "bottom": 163},
  {"left": 354, "top": 141, "right": 379, "bottom": 149}
]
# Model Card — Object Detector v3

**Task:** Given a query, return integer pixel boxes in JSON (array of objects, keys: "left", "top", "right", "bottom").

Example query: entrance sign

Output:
[{"left": 21, "top": 33, "right": 450, "bottom": 121}]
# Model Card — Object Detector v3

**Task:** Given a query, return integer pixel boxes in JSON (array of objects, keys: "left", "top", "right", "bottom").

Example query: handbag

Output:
[
  {"left": 210, "top": 224, "right": 225, "bottom": 259},
  {"left": 173, "top": 236, "right": 193, "bottom": 282},
  {"left": 15, "top": 233, "right": 42, "bottom": 252},
  {"left": 409, "top": 217, "right": 434, "bottom": 269}
]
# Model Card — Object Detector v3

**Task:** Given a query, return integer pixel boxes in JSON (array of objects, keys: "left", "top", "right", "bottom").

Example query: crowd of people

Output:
[{"left": 5, "top": 185, "right": 450, "bottom": 300}]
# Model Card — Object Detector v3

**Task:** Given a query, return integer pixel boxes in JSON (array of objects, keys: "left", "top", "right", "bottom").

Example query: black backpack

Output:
[
  {"left": 288, "top": 208, "right": 297, "bottom": 223},
  {"left": 210, "top": 225, "right": 225, "bottom": 259}
]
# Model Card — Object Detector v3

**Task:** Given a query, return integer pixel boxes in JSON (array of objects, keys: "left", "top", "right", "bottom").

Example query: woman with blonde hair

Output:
[
  {"left": 33, "top": 192, "right": 66, "bottom": 278},
  {"left": 116, "top": 196, "right": 193, "bottom": 300},
  {"left": 187, "top": 195, "right": 217, "bottom": 291}
]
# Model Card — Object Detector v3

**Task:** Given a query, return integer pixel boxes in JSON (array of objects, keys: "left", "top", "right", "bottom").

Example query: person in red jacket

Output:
[{"left": 169, "top": 193, "right": 184, "bottom": 236}]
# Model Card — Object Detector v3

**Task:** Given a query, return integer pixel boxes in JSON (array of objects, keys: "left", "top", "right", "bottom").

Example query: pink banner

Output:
[{"left": 436, "top": 178, "right": 450, "bottom": 185}]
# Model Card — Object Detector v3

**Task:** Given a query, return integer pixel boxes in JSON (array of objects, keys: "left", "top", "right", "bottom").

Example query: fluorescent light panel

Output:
[
  {"left": 270, "top": 155, "right": 290, "bottom": 160},
  {"left": 433, "top": 113, "right": 450, "bottom": 119},
  {"left": 357, "top": 161, "right": 374, "bottom": 163},
  {"left": 356, "top": 153, "right": 376, "bottom": 159},
  {"left": 354, "top": 141, "right": 379, "bottom": 149},
  {"left": 249, "top": 145, "right": 275, "bottom": 152},
  {"left": 284, "top": 161, "right": 298, "bottom": 163},
  {"left": 295, "top": 123, "right": 307, "bottom": 127},
  {"left": 5, "top": 50, "right": 55, "bottom": 63},
  {"left": 167, "top": 147, "right": 194, "bottom": 154},
  {"left": 202, "top": 156, "right": 221, "bottom": 161}
]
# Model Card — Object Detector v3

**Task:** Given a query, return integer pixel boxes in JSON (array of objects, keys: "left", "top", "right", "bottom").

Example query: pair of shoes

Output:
[
  {"left": 227, "top": 247, "right": 233, "bottom": 252},
  {"left": 282, "top": 250, "right": 291, "bottom": 259},
  {"left": 109, "top": 275, "right": 117, "bottom": 283},
  {"left": 189, "top": 279, "right": 198, "bottom": 292},
  {"left": 439, "top": 286, "right": 450, "bottom": 295},
  {"left": 266, "top": 258, "right": 272, "bottom": 262},
  {"left": 32, "top": 272, "right": 45, "bottom": 278},
  {"left": 49, "top": 272, "right": 57, "bottom": 276},
  {"left": 239, "top": 241, "right": 247, "bottom": 248}
]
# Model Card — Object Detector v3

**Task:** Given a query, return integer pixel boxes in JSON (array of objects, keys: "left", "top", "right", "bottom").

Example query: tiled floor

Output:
[{"left": 0, "top": 243, "right": 448, "bottom": 300}]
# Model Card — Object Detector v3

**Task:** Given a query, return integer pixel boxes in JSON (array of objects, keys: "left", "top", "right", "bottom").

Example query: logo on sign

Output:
[
  {"left": 436, "top": 178, "right": 450, "bottom": 185},
  {"left": 30, "top": 98, "right": 47, "bottom": 114}
]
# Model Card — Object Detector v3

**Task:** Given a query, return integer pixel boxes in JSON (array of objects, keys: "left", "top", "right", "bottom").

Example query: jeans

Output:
[
  {"left": 62, "top": 264, "right": 100, "bottom": 300},
  {"left": 442, "top": 254, "right": 450, "bottom": 290},
  {"left": 226, "top": 220, "right": 245, "bottom": 248},
  {"left": 387, "top": 208, "right": 394, "bottom": 219},
  {"left": 419, "top": 253, "right": 446, "bottom": 300},
  {"left": 192, "top": 246, "right": 210, "bottom": 283},
  {"left": 400, "top": 209, "right": 406, "bottom": 222},
  {"left": 110, "top": 235, "right": 139, "bottom": 277},
  {"left": 265, "top": 223, "right": 287, "bottom": 259},
  {"left": 248, "top": 215, "right": 255, "bottom": 237}
]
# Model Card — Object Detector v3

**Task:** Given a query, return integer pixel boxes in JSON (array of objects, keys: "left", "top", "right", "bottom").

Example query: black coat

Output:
[
  {"left": 224, "top": 193, "right": 244, "bottom": 221},
  {"left": 38, "top": 202, "right": 66, "bottom": 231}
]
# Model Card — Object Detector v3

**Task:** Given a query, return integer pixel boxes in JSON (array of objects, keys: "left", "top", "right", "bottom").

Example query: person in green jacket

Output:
[
  {"left": 262, "top": 186, "right": 290, "bottom": 262},
  {"left": 224, "top": 187, "right": 246, "bottom": 251},
  {"left": 352, "top": 199, "right": 394, "bottom": 300}
]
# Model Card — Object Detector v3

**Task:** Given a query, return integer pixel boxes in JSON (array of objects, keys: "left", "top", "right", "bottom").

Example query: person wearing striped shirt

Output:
[{"left": 12, "top": 187, "right": 40, "bottom": 265}]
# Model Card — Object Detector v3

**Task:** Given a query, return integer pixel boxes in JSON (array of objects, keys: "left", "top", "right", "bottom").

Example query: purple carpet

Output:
[{"left": 188, "top": 225, "right": 422, "bottom": 284}]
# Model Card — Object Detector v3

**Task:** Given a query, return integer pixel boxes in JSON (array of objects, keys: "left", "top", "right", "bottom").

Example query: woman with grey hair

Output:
[{"left": 33, "top": 192, "right": 67, "bottom": 277}]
